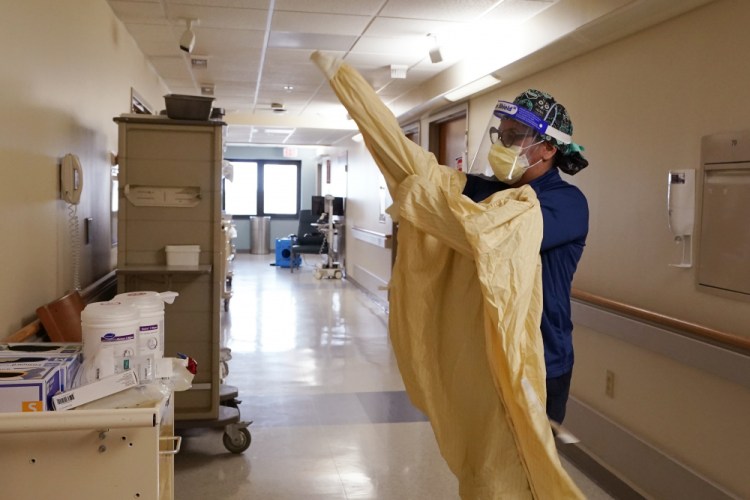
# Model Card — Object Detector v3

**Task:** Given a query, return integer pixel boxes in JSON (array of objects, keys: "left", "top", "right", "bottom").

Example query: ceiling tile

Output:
[
  {"left": 170, "top": 0, "right": 269, "bottom": 8},
  {"left": 272, "top": 11, "right": 372, "bottom": 35},
  {"left": 349, "top": 35, "right": 432, "bottom": 60},
  {"left": 381, "top": 0, "right": 501, "bottom": 21},
  {"left": 192, "top": 28, "right": 267, "bottom": 53},
  {"left": 365, "top": 16, "right": 464, "bottom": 37},
  {"left": 165, "top": 5, "right": 268, "bottom": 30},
  {"left": 268, "top": 32, "right": 357, "bottom": 51},
  {"left": 108, "top": 1, "right": 167, "bottom": 22},
  {"left": 274, "top": 0, "right": 384, "bottom": 16},
  {"left": 482, "top": 0, "right": 559, "bottom": 24}
]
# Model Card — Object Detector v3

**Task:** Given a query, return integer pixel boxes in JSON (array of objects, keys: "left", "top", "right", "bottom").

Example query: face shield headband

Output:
[{"left": 493, "top": 100, "right": 572, "bottom": 146}]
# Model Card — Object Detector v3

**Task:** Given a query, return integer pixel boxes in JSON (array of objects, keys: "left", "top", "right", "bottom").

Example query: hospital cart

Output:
[{"left": 0, "top": 393, "right": 177, "bottom": 499}]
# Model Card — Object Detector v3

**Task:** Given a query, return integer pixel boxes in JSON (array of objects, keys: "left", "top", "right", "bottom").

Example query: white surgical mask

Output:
[{"left": 487, "top": 141, "right": 542, "bottom": 184}]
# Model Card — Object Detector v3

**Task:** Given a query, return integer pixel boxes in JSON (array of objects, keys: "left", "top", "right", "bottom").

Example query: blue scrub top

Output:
[{"left": 463, "top": 168, "right": 588, "bottom": 377}]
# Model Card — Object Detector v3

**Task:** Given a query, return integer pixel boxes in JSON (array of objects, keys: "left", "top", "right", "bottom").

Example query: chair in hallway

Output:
[{"left": 290, "top": 209, "right": 326, "bottom": 273}]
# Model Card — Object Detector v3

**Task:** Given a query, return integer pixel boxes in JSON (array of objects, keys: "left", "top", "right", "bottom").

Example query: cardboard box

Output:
[
  {"left": 0, "top": 362, "right": 63, "bottom": 412},
  {"left": 0, "top": 343, "right": 82, "bottom": 356},
  {"left": 0, "top": 356, "right": 80, "bottom": 391},
  {"left": 0, "top": 343, "right": 82, "bottom": 391},
  {"left": 51, "top": 370, "right": 138, "bottom": 411}
]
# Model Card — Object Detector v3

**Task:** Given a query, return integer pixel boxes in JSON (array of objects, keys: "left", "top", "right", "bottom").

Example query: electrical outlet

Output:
[{"left": 605, "top": 370, "right": 615, "bottom": 398}]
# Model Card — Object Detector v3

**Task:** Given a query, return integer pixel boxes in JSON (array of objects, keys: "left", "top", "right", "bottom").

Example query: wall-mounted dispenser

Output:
[{"left": 667, "top": 169, "right": 695, "bottom": 268}]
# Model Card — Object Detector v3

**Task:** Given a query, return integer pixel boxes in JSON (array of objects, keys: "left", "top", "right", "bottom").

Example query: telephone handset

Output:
[{"left": 61, "top": 153, "right": 83, "bottom": 205}]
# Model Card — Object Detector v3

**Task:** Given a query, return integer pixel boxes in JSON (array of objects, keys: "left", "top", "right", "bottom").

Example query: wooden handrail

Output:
[
  {"left": 5, "top": 319, "right": 42, "bottom": 343},
  {"left": 572, "top": 288, "right": 750, "bottom": 353}
]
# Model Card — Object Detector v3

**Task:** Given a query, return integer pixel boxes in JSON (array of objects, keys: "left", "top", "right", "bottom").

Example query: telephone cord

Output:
[{"left": 68, "top": 203, "right": 81, "bottom": 291}]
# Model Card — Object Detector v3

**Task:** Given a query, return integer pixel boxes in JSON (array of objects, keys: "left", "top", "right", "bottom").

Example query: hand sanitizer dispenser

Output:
[{"left": 667, "top": 169, "right": 695, "bottom": 267}]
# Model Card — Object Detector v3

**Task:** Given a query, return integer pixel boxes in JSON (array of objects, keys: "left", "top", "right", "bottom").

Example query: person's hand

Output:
[{"left": 310, "top": 51, "right": 341, "bottom": 80}]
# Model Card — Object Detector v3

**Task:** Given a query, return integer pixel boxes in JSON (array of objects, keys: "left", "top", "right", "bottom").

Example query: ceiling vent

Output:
[
  {"left": 271, "top": 102, "right": 286, "bottom": 114},
  {"left": 191, "top": 57, "right": 208, "bottom": 69}
]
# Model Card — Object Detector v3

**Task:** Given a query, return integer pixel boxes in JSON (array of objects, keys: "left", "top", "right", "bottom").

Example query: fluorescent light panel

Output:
[
  {"left": 264, "top": 128, "right": 295, "bottom": 134},
  {"left": 444, "top": 75, "right": 501, "bottom": 102}
]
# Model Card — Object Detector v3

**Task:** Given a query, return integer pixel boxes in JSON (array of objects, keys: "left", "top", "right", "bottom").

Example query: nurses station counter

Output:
[{"left": 0, "top": 392, "right": 177, "bottom": 500}]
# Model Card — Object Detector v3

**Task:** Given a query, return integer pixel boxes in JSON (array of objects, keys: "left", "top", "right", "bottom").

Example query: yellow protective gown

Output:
[{"left": 311, "top": 51, "right": 583, "bottom": 500}]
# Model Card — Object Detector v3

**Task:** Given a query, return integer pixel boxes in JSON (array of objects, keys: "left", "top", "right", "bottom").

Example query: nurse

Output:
[{"left": 464, "top": 89, "right": 589, "bottom": 423}]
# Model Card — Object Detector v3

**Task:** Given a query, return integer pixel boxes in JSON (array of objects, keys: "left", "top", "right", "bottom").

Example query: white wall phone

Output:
[{"left": 61, "top": 153, "right": 83, "bottom": 205}]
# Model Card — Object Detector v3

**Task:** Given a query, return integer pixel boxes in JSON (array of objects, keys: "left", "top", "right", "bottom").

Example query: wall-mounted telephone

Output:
[{"left": 61, "top": 153, "right": 83, "bottom": 205}]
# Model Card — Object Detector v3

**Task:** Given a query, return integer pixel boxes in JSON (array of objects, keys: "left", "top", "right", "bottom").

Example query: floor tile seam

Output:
[{"left": 326, "top": 432, "right": 353, "bottom": 500}]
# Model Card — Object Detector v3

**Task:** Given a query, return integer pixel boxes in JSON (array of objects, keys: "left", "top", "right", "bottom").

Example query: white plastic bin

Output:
[{"left": 165, "top": 245, "right": 200, "bottom": 266}]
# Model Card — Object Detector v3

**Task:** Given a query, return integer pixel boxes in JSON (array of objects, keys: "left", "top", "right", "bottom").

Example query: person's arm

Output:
[
  {"left": 538, "top": 188, "right": 588, "bottom": 251},
  {"left": 312, "top": 51, "right": 479, "bottom": 256},
  {"left": 311, "top": 51, "right": 448, "bottom": 196}
]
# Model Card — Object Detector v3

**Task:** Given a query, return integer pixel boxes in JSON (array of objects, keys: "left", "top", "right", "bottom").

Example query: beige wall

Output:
[
  {"left": 0, "top": 1, "right": 166, "bottom": 336},
  {"left": 342, "top": 140, "right": 393, "bottom": 302},
  {"left": 342, "top": 0, "right": 749, "bottom": 495}
]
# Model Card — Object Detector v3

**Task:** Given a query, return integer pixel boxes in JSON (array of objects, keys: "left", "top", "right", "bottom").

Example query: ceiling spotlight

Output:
[
  {"left": 179, "top": 19, "right": 197, "bottom": 53},
  {"left": 428, "top": 33, "right": 443, "bottom": 64}
]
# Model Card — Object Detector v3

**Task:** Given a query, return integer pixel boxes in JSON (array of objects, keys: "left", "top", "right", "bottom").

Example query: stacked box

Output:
[
  {"left": 0, "top": 342, "right": 82, "bottom": 356},
  {"left": 0, "top": 343, "right": 81, "bottom": 388},
  {"left": 0, "top": 362, "right": 63, "bottom": 412}
]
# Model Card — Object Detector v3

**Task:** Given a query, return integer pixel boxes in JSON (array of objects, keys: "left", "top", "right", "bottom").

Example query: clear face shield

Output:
[{"left": 468, "top": 100, "right": 573, "bottom": 183}]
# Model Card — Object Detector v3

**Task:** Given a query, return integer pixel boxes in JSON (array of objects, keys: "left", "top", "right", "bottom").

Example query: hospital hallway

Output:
[{"left": 174, "top": 253, "right": 623, "bottom": 499}]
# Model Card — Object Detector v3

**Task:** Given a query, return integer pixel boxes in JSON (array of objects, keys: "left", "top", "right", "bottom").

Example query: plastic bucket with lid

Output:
[
  {"left": 112, "top": 291, "right": 178, "bottom": 359},
  {"left": 81, "top": 301, "right": 139, "bottom": 377}
]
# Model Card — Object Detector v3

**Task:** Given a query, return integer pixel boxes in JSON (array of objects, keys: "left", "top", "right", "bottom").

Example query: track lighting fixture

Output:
[
  {"left": 428, "top": 33, "right": 443, "bottom": 64},
  {"left": 179, "top": 19, "right": 197, "bottom": 53}
]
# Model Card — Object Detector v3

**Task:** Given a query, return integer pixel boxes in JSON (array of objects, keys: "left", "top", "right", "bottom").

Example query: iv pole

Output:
[{"left": 314, "top": 195, "right": 343, "bottom": 279}]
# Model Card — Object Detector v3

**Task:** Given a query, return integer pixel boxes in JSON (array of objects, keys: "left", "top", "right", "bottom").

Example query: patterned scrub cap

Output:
[{"left": 512, "top": 89, "right": 588, "bottom": 175}]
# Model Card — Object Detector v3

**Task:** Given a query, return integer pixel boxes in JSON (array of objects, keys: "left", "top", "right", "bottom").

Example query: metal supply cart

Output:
[{"left": 114, "top": 116, "right": 250, "bottom": 453}]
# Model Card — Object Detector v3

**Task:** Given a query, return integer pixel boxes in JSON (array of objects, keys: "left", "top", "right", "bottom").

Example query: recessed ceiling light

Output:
[{"left": 284, "top": 85, "right": 294, "bottom": 92}]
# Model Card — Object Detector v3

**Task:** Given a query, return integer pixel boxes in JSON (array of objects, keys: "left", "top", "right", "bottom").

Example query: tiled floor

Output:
[{"left": 174, "top": 253, "right": 615, "bottom": 499}]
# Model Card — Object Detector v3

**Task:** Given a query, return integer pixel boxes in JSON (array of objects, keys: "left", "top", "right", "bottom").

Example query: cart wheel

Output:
[
  {"left": 313, "top": 270, "right": 322, "bottom": 280},
  {"left": 223, "top": 427, "right": 251, "bottom": 454},
  {"left": 334, "top": 270, "right": 342, "bottom": 279}
]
